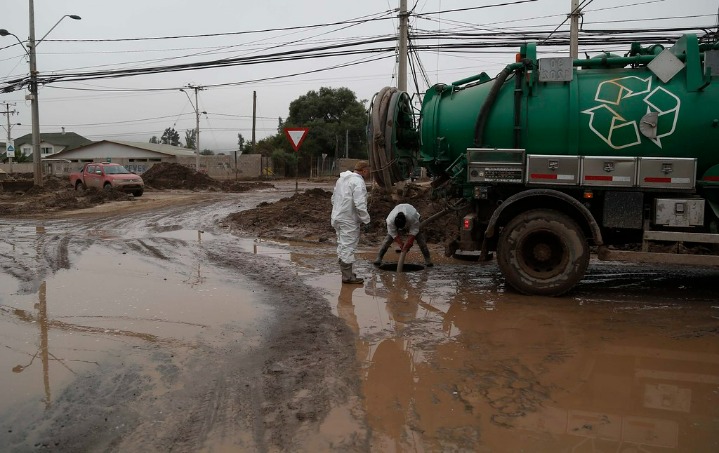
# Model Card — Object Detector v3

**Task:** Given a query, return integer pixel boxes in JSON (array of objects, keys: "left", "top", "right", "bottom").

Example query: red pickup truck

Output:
[{"left": 70, "top": 162, "right": 145, "bottom": 197}]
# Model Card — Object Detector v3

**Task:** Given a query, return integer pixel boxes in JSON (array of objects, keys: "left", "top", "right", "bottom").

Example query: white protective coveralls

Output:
[
  {"left": 374, "top": 203, "right": 433, "bottom": 266},
  {"left": 386, "top": 204, "right": 421, "bottom": 238},
  {"left": 331, "top": 170, "right": 370, "bottom": 264}
]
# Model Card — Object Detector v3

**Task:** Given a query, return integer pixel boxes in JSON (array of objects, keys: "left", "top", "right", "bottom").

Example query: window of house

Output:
[
  {"left": 41, "top": 146, "right": 53, "bottom": 155},
  {"left": 22, "top": 146, "right": 31, "bottom": 155}
]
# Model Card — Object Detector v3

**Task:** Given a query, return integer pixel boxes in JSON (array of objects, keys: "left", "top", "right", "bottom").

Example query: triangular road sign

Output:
[{"left": 284, "top": 127, "right": 309, "bottom": 152}]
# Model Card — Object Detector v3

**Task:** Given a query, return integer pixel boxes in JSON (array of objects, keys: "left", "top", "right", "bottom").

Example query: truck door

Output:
[{"left": 86, "top": 165, "right": 101, "bottom": 189}]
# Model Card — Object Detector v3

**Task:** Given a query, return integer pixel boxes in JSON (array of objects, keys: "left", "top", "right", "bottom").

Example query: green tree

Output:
[
  {"left": 283, "top": 87, "right": 368, "bottom": 173},
  {"left": 200, "top": 149, "right": 215, "bottom": 155},
  {"left": 237, "top": 133, "right": 245, "bottom": 151},
  {"left": 13, "top": 149, "right": 31, "bottom": 162},
  {"left": 149, "top": 136, "right": 159, "bottom": 144},
  {"left": 161, "top": 127, "right": 181, "bottom": 146},
  {"left": 254, "top": 134, "right": 283, "bottom": 157},
  {"left": 185, "top": 129, "right": 197, "bottom": 149},
  {"left": 271, "top": 148, "right": 298, "bottom": 177}
]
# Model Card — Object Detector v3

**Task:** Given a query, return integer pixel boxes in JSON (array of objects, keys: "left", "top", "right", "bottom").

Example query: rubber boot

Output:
[
  {"left": 373, "top": 244, "right": 389, "bottom": 267},
  {"left": 340, "top": 261, "right": 364, "bottom": 284},
  {"left": 423, "top": 253, "right": 434, "bottom": 267},
  {"left": 417, "top": 235, "right": 433, "bottom": 267},
  {"left": 374, "top": 235, "right": 393, "bottom": 266}
]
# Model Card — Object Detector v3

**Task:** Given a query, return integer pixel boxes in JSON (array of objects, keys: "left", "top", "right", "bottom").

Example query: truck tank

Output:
[{"left": 370, "top": 34, "right": 719, "bottom": 190}]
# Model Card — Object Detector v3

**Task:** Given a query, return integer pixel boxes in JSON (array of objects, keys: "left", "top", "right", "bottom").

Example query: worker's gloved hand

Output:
[
  {"left": 362, "top": 223, "right": 371, "bottom": 233},
  {"left": 402, "top": 235, "right": 415, "bottom": 252},
  {"left": 393, "top": 236, "right": 404, "bottom": 249}
]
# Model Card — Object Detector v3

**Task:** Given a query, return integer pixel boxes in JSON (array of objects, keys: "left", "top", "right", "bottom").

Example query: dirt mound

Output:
[
  {"left": 0, "top": 186, "right": 133, "bottom": 216},
  {"left": 19, "top": 175, "right": 69, "bottom": 195},
  {"left": 142, "top": 162, "right": 220, "bottom": 190},
  {"left": 222, "top": 183, "right": 462, "bottom": 246},
  {"left": 223, "top": 188, "right": 334, "bottom": 242},
  {"left": 221, "top": 181, "right": 276, "bottom": 192}
]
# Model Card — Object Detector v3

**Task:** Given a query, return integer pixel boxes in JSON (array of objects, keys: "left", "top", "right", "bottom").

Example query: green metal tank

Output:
[{"left": 376, "top": 34, "right": 719, "bottom": 183}]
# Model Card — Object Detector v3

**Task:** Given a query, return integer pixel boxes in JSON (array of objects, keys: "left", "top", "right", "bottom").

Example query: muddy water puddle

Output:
[
  {"left": 309, "top": 257, "right": 719, "bottom": 452},
  {"left": 0, "top": 222, "right": 275, "bottom": 429}
]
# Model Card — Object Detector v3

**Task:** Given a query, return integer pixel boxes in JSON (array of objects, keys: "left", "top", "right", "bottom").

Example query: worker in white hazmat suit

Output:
[
  {"left": 331, "top": 160, "right": 371, "bottom": 284},
  {"left": 373, "top": 203, "right": 433, "bottom": 267}
]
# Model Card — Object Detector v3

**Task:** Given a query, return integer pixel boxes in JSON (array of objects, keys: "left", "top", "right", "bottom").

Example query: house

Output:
[
  {"left": 50, "top": 140, "right": 200, "bottom": 174},
  {"left": 13, "top": 130, "right": 93, "bottom": 158},
  {"left": 42, "top": 140, "right": 264, "bottom": 180}
]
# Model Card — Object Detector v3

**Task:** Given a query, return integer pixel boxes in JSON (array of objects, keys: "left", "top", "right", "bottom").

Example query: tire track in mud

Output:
[
  {"left": 2, "top": 190, "right": 366, "bottom": 452},
  {"left": 200, "top": 238, "right": 366, "bottom": 451}
]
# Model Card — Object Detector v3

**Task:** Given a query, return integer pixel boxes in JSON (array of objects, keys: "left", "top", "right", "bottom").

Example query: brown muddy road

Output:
[{"left": 1, "top": 182, "right": 718, "bottom": 452}]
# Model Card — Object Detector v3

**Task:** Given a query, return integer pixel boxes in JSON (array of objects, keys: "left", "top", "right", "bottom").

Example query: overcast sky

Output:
[{"left": 1, "top": 0, "right": 717, "bottom": 153}]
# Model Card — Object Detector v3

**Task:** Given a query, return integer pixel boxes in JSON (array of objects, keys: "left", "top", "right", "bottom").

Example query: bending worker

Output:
[
  {"left": 373, "top": 203, "right": 433, "bottom": 268},
  {"left": 331, "top": 160, "right": 371, "bottom": 284}
]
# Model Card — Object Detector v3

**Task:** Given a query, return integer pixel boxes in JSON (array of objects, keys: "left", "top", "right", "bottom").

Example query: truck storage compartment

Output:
[
  {"left": 653, "top": 198, "right": 705, "bottom": 227},
  {"left": 526, "top": 155, "right": 580, "bottom": 185},
  {"left": 638, "top": 157, "right": 696, "bottom": 190},
  {"left": 581, "top": 156, "right": 637, "bottom": 187}
]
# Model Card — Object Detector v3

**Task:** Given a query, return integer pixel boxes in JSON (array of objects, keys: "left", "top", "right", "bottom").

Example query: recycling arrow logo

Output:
[{"left": 582, "top": 76, "right": 680, "bottom": 149}]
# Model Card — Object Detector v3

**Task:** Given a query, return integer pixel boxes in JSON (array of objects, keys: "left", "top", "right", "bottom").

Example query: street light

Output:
[{"left": 0, "top": 2, "right": 81, "bottom": 187}]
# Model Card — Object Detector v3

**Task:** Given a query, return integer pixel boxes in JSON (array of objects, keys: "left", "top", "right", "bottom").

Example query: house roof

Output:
[
  {"left": 52, "top": 140, "right": 198, "bottom": 158},
  {"left": 13, "top": 132, "right": 93, "bottom": 151},
  {"left": 109, "top": 141, "right": 198, "bottom": 156}
]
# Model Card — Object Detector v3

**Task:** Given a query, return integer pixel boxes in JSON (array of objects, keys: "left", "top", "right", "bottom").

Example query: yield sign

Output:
[{"left": 284, "top": 127, "right": 309, "bottom": 152}]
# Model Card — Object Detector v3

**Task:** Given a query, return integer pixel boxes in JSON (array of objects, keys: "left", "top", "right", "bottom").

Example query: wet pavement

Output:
[
  {"left": 1, "top": 183, "right": 718, "bottom": 452},
  {"left": 309, "top": 255, "right": 719, "bottom": 452}
]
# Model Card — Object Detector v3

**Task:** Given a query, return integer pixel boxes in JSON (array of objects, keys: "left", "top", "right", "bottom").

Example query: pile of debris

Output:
[
  {"left": 141, "top": 162, "right": 275, "bottom": 192},
  {"left": 222, "top": 183, "right": 462, "bottom": 246},
  {"left": 141, "top": 163, "right": 219, "bottom": 190}
]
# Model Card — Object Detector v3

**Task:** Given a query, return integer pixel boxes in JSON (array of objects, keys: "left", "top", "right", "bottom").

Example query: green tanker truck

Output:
[{"left": 369, "top": 33, "right": 719, "bottom": 296}]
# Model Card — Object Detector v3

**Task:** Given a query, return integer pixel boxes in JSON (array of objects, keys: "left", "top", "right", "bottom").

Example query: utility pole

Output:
[
  {"left": 2, "top": 103, "right": 19, "bottom": 152},
  {"left": 251, "top": 91, "right": 257, "bottom": 150},
  {"left": 194, "top": 86, "right": 201, "bottom": 171},
  {"left": 29, "top": 0, "right": 42, "bottom": 186},
  {"left": 569, "top": 0, "right": 581, "bottom": 59},
  {"left": 0, "top": 4, "right": 80, "bottom": 186},
  {"left": 181, "top": 84, "right": 203, "bottom": 171},
  {"left": 398, "top": 0, "right": 409, "bottom": 91}
]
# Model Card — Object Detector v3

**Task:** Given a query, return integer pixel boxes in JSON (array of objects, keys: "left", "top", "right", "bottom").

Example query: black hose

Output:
[
  {"left": 513, "top": 69, "right": 522, "bottom": 148},
  {"left": 473, "top": 67, "right": 512, "bottom": 147}
]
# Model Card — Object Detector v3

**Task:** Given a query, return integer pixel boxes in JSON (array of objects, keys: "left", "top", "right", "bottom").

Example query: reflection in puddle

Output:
[
  {"left": 315, "top": 265, "right": 719, "bottom": 451},
  {"left": 0, "top": 228, "right": 270, "bottom": 415}
]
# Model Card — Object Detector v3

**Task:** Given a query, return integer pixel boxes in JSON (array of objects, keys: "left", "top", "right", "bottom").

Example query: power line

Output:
[{"left": 40, "top": 12, "right": 395, "bottom": 43}]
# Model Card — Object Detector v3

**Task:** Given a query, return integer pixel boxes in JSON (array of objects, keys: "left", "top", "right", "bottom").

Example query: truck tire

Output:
[
  {"left": 103, "top": 182, "right": 112, "bottom": 191},
  {"left": 497, "top": 209, "right": 588, "bottom": 296},
  {"left": 74, "top": 181, "right": 85, "bottom": 192},
  {"left": 133, "top": 188, "right": 144, "bottom": 197}
]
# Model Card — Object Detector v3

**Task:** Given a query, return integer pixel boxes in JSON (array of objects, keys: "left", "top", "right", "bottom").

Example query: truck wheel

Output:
[
  {"left": 75, "top": 181, "right": 85, "bottom": 192},
  {"left": 133, "top": 188, "right": 144, "bottom": 197},
  {"left": 497, "top": 209, "right": 588, "bottom": 296},
  {"left": 103, "top": 183, "right": 112, "bottom": 191}
]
